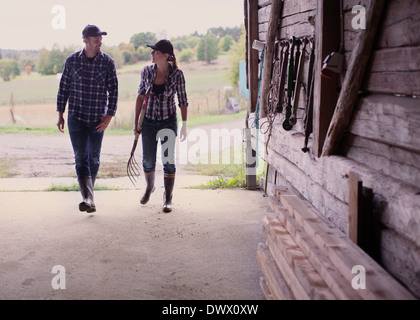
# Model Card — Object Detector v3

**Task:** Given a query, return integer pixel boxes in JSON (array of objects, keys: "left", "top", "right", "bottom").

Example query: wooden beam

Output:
[
  {"left": 259, "top": 0, "right": 283, "bottom": 118},
  {"left": 321, "top": 0, "right": 386, "bottom": 156},
  {"left": 247, "top": 0, "right": 259, "bottom": 113},
  {"left": 312, "top": 0, "right": 341, "bottom": 157}
]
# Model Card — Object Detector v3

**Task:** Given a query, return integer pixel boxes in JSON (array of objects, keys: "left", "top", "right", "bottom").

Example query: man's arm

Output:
[
  {"left": 106, "top": 60, "right": 119, "bottom": 117},
  {"left": 56, "top": 57, "right": 71, "bottom": 133}
]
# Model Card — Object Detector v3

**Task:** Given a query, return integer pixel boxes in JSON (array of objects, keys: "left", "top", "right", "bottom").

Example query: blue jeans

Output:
[
  {"left": 141, "top": 116, "right": 177, "bottom": 174},
  {"left": 68, "top": 115, "right": 104, "bottom": 178}
]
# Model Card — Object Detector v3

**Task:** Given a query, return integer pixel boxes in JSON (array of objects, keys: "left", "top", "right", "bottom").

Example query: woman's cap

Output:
[{"left": 147, "top": 40, "right": 174, "bottom": 56}]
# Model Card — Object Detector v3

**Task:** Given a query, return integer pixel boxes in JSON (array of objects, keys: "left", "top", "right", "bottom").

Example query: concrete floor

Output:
[{"left": 0, "top": 176, "right": 269, "bottom": 300}]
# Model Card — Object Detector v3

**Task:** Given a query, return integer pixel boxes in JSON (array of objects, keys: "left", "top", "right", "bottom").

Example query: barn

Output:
[{"left": 243, "top": 0, "right": 420, "bottom": 299}]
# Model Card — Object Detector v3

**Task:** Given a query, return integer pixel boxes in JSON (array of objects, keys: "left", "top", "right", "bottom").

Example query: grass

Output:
[
  {"left": 184, "top": 146, "right": 266, "bottom": 189},
  {"left": 0, "top": 158, "right": 19, "bottom": 178},
  {"left": 45, "top": 183, "right": 119, "bottom": 191}
]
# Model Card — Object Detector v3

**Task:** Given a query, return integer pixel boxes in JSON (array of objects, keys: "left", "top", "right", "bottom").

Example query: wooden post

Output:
[
  {"left": 247, "top": 0, "right": 259, "bottom": 113},
  {"left": 10, "top": 92, "right": 16, "bottom": 124},
  {"left": 349, "top": 172, "right": 362, "bottom": 243},
  {"left": 312, "top": 0, "right": 341, "bottom": 157},
  {"left": 348, "top": 172, "right": 377, "bottom": 260},
  {"left": 259, "top": 0, "right": 283, "bottom": 119},
  {"left": 322, "top": 0, "right": 385, "bottom": 156}
]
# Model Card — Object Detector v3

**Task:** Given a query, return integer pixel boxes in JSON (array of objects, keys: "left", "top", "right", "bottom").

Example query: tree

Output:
[
  {"left": 36, "top": 48, "right": 66, "bottom": 75},
  {"left": 178, "top": 49, "right": 195, "bottom": 63},
  {"left": 0, "top": 58, "right": 20, "bottom": 81},
  {"left": 119, "top": 42, "right": 136, "bottom": 64},
  {"left": 218, "top": 35, "right": 234, "bottom": 52},
  {"left": 129, "top": 32, "right": 157, "bottom": 50},
  {"left": 208, "top": 26, "right": 242, "bottom": 41},
  {"left": 197, "top": 33, "right": 219, "bottom": 63},
  {"left": 228, "top": 26, "right": 246, "bottom": 87},
  {"left": 135, "top": 46, "right": 151, "bottom": 61}
]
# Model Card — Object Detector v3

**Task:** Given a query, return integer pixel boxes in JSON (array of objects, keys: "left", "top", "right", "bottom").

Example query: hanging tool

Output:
[
  {"left": 302, "top": 36, "right": 316, "bottom": 153},
  {"left": 290, "top": 37, "right": 308, "bottom": 127},
  {"left": 276, "top": 40, "right": 289, "bottom": 114},
  {"left": 282, "top": 36, "right": 297, "bottom": 131}
]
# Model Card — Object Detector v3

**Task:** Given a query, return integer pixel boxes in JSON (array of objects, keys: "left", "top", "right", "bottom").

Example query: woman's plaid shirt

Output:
[
  {"left": 57, "top": 50, "right": 118, "bottom": 123},
  {"left": 138, "top": 64, "right": 188, "bottom": 120}
]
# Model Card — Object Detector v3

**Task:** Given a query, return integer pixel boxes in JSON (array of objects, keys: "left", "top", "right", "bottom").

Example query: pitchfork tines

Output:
[{"left": 127, "top": 136, "right": 141, "bottom": 185}]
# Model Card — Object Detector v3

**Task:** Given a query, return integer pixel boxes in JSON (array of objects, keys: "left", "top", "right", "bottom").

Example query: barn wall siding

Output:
[{"left": 248, "top": 0, "right": 420, "bottom": 298}]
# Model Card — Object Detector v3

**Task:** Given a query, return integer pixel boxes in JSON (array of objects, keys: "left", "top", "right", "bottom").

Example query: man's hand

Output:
[
  {"left": 57, "top": 113, "right": 65, "bottom": 133},
  {"left": 96, "top": 115, "right": 112, "bottom": 132},
  {"left": 180, "top": 121, "right": 187, "bottom": 141}
]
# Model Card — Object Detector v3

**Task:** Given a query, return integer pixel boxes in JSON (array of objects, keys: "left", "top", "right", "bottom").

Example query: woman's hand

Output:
[{"left": 180, "top": 121, "right": 187, "bottom": 141}]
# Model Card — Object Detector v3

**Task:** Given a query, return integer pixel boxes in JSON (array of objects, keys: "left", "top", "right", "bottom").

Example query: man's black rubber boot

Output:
[{"left": 78, "top": 176, "right": 96, "bottom": 213}]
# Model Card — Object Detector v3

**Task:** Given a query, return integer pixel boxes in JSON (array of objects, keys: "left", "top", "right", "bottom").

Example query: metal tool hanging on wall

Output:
[
  {"left": 290, "top": 37, "right": 308, "bottom": 126},
  {"left": 302, "top": 36, "right": 315, "bottom": 153},
  {"left": 276, "top": 40, "right": 289, "bottom": 114},
  {"left": 282, "top": 36, "right": 297, "bottom": 131}
]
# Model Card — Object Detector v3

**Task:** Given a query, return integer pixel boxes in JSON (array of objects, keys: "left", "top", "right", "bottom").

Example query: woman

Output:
[{"left": 134, "top": 39, "right": 188, "bottom": 213}]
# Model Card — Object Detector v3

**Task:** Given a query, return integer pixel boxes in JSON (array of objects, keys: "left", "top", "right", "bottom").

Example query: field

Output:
[{"left": 0, "top": 54, "right": 247, "bottom": 131}]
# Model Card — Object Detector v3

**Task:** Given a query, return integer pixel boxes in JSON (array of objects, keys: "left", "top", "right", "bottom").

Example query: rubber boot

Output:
[
  {"left": 92, "top": 173, "right": 97, "bottom": 187},
  {"left": 78, "top": 176, "right": 96, "bottom": 213},
  {"left": 163, "top": 173, "right": 175, "bottom": 213},
  {"left": 140, "top": 171, "right": 155, "bottom": 204}
]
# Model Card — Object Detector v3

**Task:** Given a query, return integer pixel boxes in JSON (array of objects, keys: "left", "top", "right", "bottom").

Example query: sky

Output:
[{"left": 0, "top": 0, "right": 245, "bottom": 50}]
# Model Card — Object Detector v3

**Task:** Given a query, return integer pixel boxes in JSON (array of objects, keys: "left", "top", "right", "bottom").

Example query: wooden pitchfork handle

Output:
[{"left": 136, "top": 86, "right": 151, "bottom": 134}]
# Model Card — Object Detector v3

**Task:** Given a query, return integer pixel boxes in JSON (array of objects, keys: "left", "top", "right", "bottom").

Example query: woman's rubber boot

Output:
[
  {"left": 78, "top": 176, "right": 96, "bottom": 213},
  {"left": 163, "top": 173, "right": 175, "bottom": 213},
  {"left": 140, "top": 171, "right": 155, "bottom": 204}
]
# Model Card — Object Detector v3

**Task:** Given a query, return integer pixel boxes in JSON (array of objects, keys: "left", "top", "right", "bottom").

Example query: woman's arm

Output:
[{"left": 134, "top": 94, "right": 145, "bottom": 136}]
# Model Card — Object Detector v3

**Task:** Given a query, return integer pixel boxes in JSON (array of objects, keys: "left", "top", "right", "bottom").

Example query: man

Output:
[{"left": 56, "top": 24, "right": 118, "bottom": 213}]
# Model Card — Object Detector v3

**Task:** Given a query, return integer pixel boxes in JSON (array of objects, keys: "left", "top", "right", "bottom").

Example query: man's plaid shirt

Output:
[
  {"left": 138, "top": 63, "right": 188, "bottom": 121},
  {"left": 57, "top": 50, "right": 118, "bottom": 123}
]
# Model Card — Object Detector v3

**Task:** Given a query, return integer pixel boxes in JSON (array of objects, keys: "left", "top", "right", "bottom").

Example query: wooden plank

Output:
[
  {"left": 363, "top": 71, "right": 420, "bottom": 96},
  {"left": 257, "top": 243, "right": 295, "bottom": 299},
  {"left": 340, "top": 133, "right": 420, "bottom": 188},
  {"left": 347, "top": 94, "right": 420, "bottom": 152},
  {"left": 270, "top": 196, "right": 364, "bottom": 299},
  {"left": 277, "top": 192, "right": 416, "bottom": 300},
  {"left": 263, "top": 215, "right": 337, "bottom": 299},
  {"left": 344, "top": 1, "right": 420, "bottom": 49},
  {"left": 262, "top": 217, "right": 311, "bottom": 299},
  {"left": 322, "top": 0, "right": 386, "bottom": 156},
  {"left": 259, "top": 276, "right": 275, "bottom": 300},
  {"left": 260, "top": 0, "right": 283, "bottom": 118}
]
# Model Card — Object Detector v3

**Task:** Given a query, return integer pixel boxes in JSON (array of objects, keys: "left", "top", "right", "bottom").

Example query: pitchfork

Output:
[
  {"left": 127, "top": 135, "right": 142, "bottom": 185},
  {"left": 126, "top": 86, "right": 150, "bottom": 185}
]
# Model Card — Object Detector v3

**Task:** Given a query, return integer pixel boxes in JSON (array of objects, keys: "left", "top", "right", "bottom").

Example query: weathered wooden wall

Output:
[{"left": 248, "top": 0, "right": 420, "bottom": 298}]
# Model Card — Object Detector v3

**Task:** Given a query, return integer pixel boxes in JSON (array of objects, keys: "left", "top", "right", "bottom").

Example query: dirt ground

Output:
[{"left": 0, "top": 118, "right": 271, "bottom": 300}]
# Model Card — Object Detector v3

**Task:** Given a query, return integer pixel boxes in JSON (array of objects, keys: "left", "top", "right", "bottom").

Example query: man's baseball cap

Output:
[
  {"left": 147, "top": 40, "right": 174, "bottom": 56},
  {"left": 82, "top": 25, "right": 107, "bottom": 38}
]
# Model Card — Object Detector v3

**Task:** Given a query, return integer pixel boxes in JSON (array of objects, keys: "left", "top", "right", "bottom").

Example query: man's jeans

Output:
[
  {"left": 68, "top": 115, "right": 104, "bottom": 178},
  {"left": 141, "top": 116, "right": 177, "bottom": 175}
]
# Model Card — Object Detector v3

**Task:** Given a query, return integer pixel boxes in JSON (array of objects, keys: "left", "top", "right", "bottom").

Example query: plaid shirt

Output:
[
  {"left": 138, "top": 64, "right": 188, "bottom": 120},
  {"left": 57, "top": 50, "right": 118, "bottom": 123}
]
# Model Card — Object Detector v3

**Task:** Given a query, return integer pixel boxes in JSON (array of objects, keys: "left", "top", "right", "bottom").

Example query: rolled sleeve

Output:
[
  {"left": 176, "top": 69, "right": 188, "bottom": 107},
  {"left": 106, "top": 61, "right": 119, "bottom": 116},
  {"left": 56, "top": 58, "right": 72, "bottom": 113}
]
